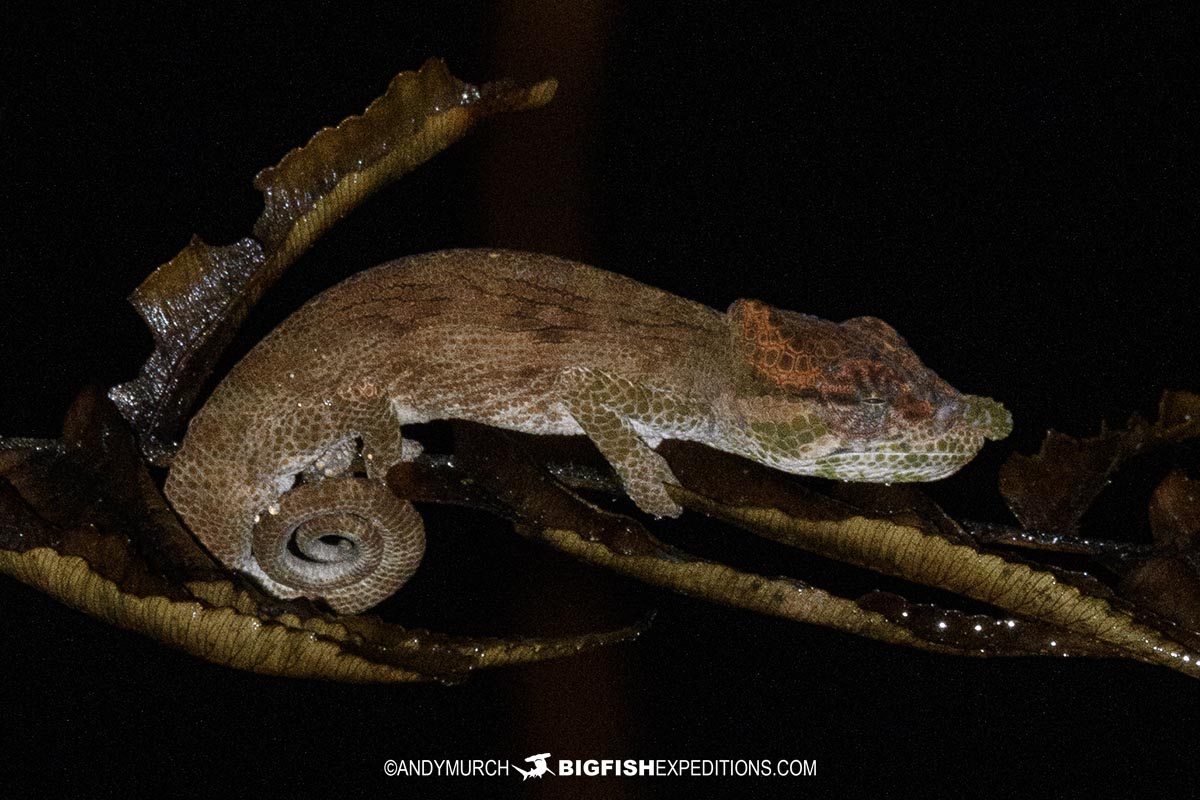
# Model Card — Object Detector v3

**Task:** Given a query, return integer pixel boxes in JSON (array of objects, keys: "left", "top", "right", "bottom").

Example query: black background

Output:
[{"left": 3, "top": 4, "right": 1197, "bottom": 798}]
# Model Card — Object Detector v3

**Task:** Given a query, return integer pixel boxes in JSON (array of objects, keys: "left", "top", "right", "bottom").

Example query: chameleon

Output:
[{"left": 165, "top": 248, "right": 1011, "bottom": 613}]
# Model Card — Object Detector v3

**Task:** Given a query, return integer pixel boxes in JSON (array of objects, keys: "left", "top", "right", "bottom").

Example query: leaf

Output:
[
  {"left": 0, "top": 391, "right": 643, "bottom": 682},
  {"left": 2, "top": 62, "right": 650, "bottom": 683},
  {"left": 384, "top": 425, "right": 1136, "bottom": 663},
  {"left": 999, "top": 389, "right": 1200, "bottom": 534},
  {"left": 108, "top": 60, "right": 557, "bottom": 462},
  {"left": 654, "top": 441, "right": 1200, "bottom": 677},
  {"left": 13, "top": 57, "right": 1197, "bottom": 682},
  {"left": 1147, "top": 469, "right": 1200, "bottom": 550},
  {"left": 1120, "top": 471, "right": 1200, "bottom": 632}
]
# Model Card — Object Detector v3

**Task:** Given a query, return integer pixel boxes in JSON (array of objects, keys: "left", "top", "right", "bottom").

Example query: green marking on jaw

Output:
[
  {"left": 815, "top": 464, "right": 840, "bottom": 480},
  {"left": 813, "top": 445, "right": 975, "bottom": 482},
  {"left": 746, "top": 397, "right": 1008, "bottom": 483},
  {"left": 750, "top": 416, "right": 829, "bottom": 455},
  {"left": 963, "top": 395, "right": 1013, "bottom": 440}
]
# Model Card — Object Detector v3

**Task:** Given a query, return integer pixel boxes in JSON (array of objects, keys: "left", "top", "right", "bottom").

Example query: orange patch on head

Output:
[
  {"left": 729, "top": 300, "right": 951, "bottom": 427},
  {"left": 731, "top": 299, "right": 842, "bottom": 392}
]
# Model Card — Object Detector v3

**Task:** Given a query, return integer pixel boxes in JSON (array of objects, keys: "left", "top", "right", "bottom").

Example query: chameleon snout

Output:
[{"left": 960, "top": 395, "right": 1013, "bottom": 441}]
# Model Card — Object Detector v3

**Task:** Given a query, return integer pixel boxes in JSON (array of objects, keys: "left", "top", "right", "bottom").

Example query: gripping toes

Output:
[{"left": 622, "top": 448, "right": 683, "bottom": 518}]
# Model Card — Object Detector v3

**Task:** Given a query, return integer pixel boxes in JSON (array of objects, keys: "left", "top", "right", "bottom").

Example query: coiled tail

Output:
[{"left": 250, "top": 476, "right": 424, "bottom": 614}]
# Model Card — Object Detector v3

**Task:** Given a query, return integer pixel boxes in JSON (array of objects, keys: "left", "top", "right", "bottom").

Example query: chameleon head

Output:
[{"left": 727, "top": 299, "right": 1011, "bottom": 482}]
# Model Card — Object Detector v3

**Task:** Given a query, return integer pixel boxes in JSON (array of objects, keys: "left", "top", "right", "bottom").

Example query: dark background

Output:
[{"left": 2, "top": 4, "right": 1197, "bottom": 797}]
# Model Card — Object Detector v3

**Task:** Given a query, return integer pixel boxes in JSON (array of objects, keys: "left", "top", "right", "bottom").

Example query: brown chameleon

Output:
[{"left": 165, "top": 248, "right": 1011, "bottom": 613}]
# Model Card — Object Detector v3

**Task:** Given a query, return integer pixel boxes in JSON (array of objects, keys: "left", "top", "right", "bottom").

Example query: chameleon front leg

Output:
[{"left": 558, "top": 366, "right": 705, "bottom": 518}]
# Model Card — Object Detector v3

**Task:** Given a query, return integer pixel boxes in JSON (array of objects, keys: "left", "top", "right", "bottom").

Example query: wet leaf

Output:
[
  {"left": 108, "top": 60, "right": 557, "bottom": 462},
  {"left": 0, "top": 391, "right": 643, "bottom": 682},
  {"left": 999, "top": 390, "right": 1200, "bottom": 534},
  {"left": 386, "top": 426, "right": 1142, "bottom": 664},
  {"left": 654, "top": 441, "right": 1200, "bottom": 677},
  {"left": 960, "top": 520, "right": 1154, "bottom": 557}
]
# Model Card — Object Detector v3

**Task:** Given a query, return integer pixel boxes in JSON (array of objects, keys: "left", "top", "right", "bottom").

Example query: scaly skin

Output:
[{"left": 165, "top": 249, "right": 1011, "bottom": 613}]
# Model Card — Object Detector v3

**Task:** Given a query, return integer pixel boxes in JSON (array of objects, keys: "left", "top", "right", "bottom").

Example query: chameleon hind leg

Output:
[{"left": 251, "top": 398, "right": 426, "bottom": 614}]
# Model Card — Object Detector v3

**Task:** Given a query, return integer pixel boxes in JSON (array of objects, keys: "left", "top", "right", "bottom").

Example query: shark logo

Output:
[{"left": 514, "top": 753, "right": 553, "bottom": 780}]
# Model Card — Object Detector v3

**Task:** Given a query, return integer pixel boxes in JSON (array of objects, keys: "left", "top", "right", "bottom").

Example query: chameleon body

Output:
[{"left": 165, "top": 249, "right": 1011, "bottom": 613}]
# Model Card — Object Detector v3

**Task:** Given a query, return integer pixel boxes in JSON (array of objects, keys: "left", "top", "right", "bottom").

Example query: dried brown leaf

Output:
[
  {"left": 999, "top": 389, "right": 1200, "bottom": 534},
  {"left": 0, "top": 392, "right": 640, "bottom": 682},
  {"left": 1120, "top": 471, "right": 1200, "bottom": 633},
  {"left": 109, "top": 60, "right": 557, "bottom": 461},
  {"left": 1121, "top": 558, "right": 1200, "bottom": 635},
  {"left": 1148, "top": 469, "right": 1200, "bottom": 550}
]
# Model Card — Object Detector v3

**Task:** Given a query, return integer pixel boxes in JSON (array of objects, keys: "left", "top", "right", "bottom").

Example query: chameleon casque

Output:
[{"left": 165, "top": 248, "right": 1011, "bottom": 614}]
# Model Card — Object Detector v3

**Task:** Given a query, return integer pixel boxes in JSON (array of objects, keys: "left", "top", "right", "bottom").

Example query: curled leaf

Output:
[{"left": 109, "top": 60, "right": 557, "bottom": 462}]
